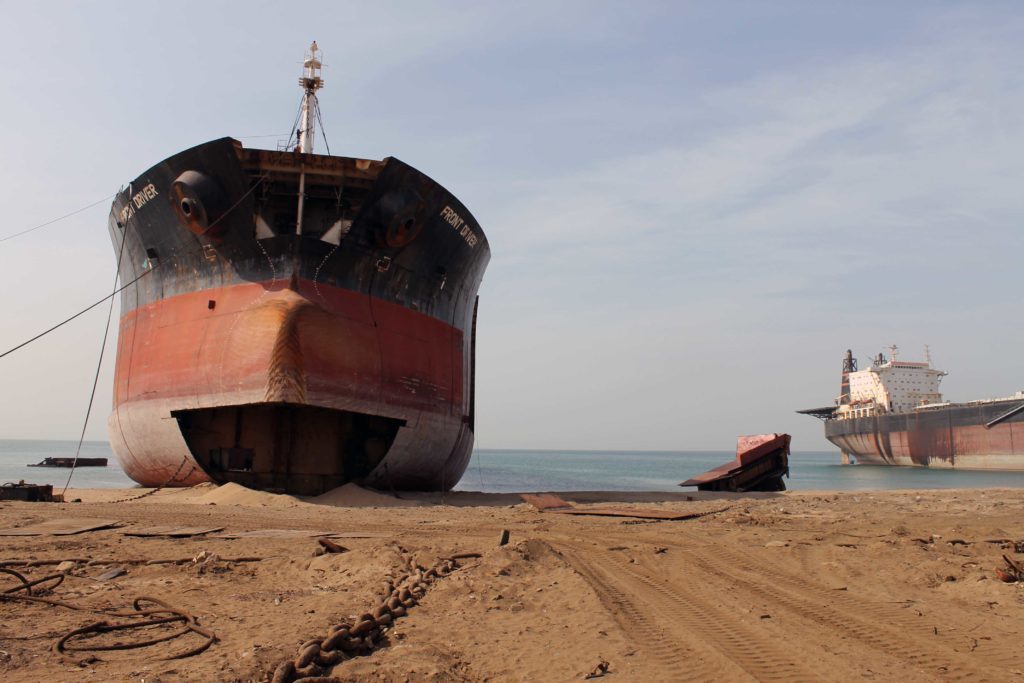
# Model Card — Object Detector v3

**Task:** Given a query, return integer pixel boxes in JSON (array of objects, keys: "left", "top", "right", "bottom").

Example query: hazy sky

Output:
[{"left": 1, "top": 1, "right": 1022, "bottom": 454}]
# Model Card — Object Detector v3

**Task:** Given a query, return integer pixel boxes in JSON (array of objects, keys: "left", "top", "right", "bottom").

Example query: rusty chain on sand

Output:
[
  {"left": 2, "top": 535, "right": 479, "bottom": 677},
  {"left": 270, "top": 550, "right": 480, "bottom": 682},
  {"left": 102, "top": 454, "right": 197, "bottom": 503}
]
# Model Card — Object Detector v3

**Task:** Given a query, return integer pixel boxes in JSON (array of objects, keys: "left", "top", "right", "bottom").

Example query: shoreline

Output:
[{"left": 57, "top": 483, "right": 1024, "bottom": 506}]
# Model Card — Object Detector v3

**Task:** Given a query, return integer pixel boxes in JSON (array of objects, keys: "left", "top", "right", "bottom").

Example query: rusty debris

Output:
[
  {"left": 0, "top": 481, "right": 56, "bottom": 502},
  {"left": 681, "top": 434, "right": 790, "bottom": 492},
  {"left": 520, "top": 493, "right": 572, "bottom": 510},
  {"left": 584, "top": 659, "right": 610, "bottom": 679},
  {"left": 995, "top": 555, "right": 1024, "bottom": 583},
  {"left": 317, "top": 538, "right": 348, "bottom": 554}
]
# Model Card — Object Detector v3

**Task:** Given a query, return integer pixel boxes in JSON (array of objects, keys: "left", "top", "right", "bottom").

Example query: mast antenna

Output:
[{"left": 297, "top": 41, "right": 324, "bottom": 154}]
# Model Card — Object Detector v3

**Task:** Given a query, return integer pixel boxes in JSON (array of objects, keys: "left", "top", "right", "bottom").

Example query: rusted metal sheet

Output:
[
  {"left": 547, "top": 506, "right": 727, "bottom": 520},
  {"left": 0, "top": 519, "right": 120, "bottom": 536},
  {"left": 122, "top": 526, "right": 225, "bottom": 538},
  {"left": 209, "top": 529, "right": 387, "bottom": 539},
  {"left": 681, "top": 434, "right": 790, "bottom": 492}
]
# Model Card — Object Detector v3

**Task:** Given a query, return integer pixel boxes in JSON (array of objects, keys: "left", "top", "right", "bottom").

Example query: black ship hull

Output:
[{"left": 107, "top": 138, "right": 489, "bottom": 494}]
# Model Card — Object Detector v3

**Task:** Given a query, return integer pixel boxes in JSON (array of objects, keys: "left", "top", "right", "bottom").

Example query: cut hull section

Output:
[{"left": 173, "top": 403, "right": 403, "bottom": 495}]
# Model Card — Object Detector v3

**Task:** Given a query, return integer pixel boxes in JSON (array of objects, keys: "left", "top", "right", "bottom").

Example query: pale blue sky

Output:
[{"left": 0, "top": 1, "right": 1022, "bottom": 453}]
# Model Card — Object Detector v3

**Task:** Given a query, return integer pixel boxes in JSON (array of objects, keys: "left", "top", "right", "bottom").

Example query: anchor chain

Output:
[
  {"left": 270, "top": 551, "right": 476, "bottom": 682},
  {"left": 103, "top": 455, "right": 196, "bottom": 504}
]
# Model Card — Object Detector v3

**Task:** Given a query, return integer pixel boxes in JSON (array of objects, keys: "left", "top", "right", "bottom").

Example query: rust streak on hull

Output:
[
  {"left": 825, "top": 403, "right": 1024, "bottom": 470},
  {"left": 110, "top": 278, "right": 469, "bottom": 494}
]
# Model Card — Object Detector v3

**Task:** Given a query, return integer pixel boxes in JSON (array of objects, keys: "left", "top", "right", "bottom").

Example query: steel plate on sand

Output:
[{"left": 0, "top": 518, "right": 120, "bottom": 536}]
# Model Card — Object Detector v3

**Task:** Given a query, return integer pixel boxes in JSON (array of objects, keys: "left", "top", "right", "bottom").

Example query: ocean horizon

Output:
[{"left": 6, "top": 438, "right": 1024, "bottom": 493}]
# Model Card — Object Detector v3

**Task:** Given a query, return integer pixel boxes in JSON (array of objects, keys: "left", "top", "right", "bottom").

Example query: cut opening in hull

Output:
[{"left": 173, "top": 403, "right": 405, "bottom": 495}]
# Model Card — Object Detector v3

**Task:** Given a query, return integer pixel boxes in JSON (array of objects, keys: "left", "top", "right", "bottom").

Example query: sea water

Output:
[
  {"left": 0, "top": 439, "right": 134, "bottom": 489},
  {"left": 5, "top": 439, "right": 1024, "bottom": 493},
  {"left": 456, "top": 449, "right": 1024, "bottom": 492}
]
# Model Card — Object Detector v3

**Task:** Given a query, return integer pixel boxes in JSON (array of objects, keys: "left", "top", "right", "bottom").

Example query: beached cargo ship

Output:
[
  {"left": 106, "top": 44, "right": 489, "bottom": 495},
  {"left": 800, "top": 348, "right": 1024, "bottom": 470}
]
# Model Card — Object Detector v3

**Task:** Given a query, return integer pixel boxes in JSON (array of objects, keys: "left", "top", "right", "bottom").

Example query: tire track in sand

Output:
[
  {"left": 556, "top": 542, "right": 825, "bottom": 681},
  {"left": 665, "top": 530, "right": 1012, "bottom": 681}
]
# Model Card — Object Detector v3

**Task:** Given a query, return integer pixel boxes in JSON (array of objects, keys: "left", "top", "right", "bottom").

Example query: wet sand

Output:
[{"left": 1, "top": 485, "right": 1023, "bottom": 681}]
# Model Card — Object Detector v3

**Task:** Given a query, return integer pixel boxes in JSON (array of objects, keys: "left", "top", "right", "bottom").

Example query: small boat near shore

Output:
[{"left": 28, "top": 457, "right": 108, "bottom": 468}]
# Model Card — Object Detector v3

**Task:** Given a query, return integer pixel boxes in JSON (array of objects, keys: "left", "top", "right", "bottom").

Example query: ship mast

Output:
[
  {"left": 297, "top": 41, "right": 324, "bottom": 154},
  {"left": 295, "top": 41, "right": 323, "bottom": 236}
]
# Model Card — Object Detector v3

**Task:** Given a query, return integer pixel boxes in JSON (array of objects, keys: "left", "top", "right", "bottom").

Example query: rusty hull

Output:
[
  {"left": 825, "top": 400, "right": 1024, "bottom": 469},
  {"left": 107, "top": 138, "right": 489, "bottom": 494}
]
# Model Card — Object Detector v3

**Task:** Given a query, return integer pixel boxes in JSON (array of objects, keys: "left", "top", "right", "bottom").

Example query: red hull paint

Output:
[
  {"left": 109, "top": 278, "right": 466, "bottom": 489},
  {"left": 826, "top": 410, "right": 1024, "bottom": 470}
]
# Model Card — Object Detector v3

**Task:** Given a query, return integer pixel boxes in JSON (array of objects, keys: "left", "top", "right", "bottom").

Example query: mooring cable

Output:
[
  {"left": 0, "top": 269, "right": 153, "bottom": 361},
  {"left": 55, "top": 174, "right": 270, "bottom": 493},
  {"left": 0, "top": 171, "right": 269, "bottom": 495},
  {"left": 475, "top": 434, "right": 486, "bottom": 492},
  {"left": 59, "top": 205, "right": 130, "bottom": 497},
  {"left": 0, "top": 174, "right": 268, "bottom": 363},
  {"left": 0, "top": 194, "right": 115, "bottom": 244}
]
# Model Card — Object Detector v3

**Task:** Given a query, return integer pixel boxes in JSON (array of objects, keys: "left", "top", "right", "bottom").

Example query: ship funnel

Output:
[{"left": 839, "top": 349, "right": 857, "bottom": 405}]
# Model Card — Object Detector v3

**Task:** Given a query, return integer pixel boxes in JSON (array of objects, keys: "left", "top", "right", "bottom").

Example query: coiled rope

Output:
[{"left": 0, "top": 566, "right": 216, "bottom": 662}]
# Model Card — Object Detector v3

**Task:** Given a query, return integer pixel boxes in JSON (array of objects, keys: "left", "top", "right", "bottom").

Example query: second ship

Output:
[
  {"left": 800, "top": 347, "right": 1024, "bottom": 470},
  {"left": 106, "top": 43, "right": 490, "bottom": 495}
]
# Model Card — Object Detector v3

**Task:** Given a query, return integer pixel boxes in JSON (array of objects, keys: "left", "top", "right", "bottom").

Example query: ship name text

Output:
[
  {"left": 440, "top": 205, "right": 478, "bottom": 248},
  {"left": 118, "top": 184, "right": 159, "bottom": 224}
]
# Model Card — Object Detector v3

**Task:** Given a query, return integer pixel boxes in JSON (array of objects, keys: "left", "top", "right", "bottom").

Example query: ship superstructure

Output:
[{"left": 835, "top": 347, "right": 946, "bottom": 419}]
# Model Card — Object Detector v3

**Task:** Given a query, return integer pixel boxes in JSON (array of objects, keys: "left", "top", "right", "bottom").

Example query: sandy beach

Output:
[{"left": 1, "top": 484, "right": 1023, "bottom": 682}]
